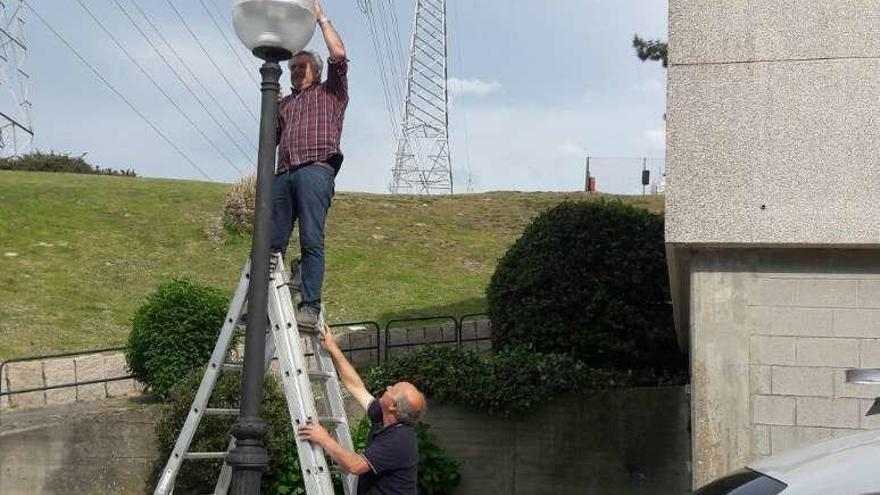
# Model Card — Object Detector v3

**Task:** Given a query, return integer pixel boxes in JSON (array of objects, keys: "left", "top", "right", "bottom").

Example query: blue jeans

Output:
[{"left": 271, "top": 163, "right": 335, "bottom": 311}]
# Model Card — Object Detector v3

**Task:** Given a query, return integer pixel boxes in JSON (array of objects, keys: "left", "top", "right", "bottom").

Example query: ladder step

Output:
[
  {"left": 221, "top": 363, "right": 243, "bottom": 372},
  {"left": 184, "top": 452, "right": 227, "bottom": 460},
  {"left": 318, "top": 416, "right": 347, "bottom": 425},
  {"left": 205, "top": 408, "right": 240, "bottom": 416},
  {"left": 308, "top": 370, "right": 336, "bottom": 380}
]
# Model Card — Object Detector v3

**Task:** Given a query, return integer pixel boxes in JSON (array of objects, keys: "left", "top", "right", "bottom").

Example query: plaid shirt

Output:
[{"left": 276, "top": 57, "right": 349, "bottom": 174}]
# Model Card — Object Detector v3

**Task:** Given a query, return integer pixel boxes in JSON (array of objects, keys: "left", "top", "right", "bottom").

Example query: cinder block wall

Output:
[{"left": 690, "top": 249, "right": 880, "bottom": 485}]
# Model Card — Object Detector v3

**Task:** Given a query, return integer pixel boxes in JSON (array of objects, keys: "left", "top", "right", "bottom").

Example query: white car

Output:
[{"left": 692, "top": 429, "right": 880, "bottom": 495}]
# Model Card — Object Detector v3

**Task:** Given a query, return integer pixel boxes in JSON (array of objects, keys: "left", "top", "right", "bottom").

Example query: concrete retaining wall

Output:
[
  {"left": 0, "top": 386, "right": 690, "bottom": 495},
  {"left": 0, "top": 400, "right": 160, "bottom": 495},
  {"left": 428, "top": 387, "right": 691, "bottom": 495}
]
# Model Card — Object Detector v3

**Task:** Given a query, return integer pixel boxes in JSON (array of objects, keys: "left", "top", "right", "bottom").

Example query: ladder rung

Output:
[
  {"left": 318, "top": 416, "right": 347, "bottom": 425},
  {"left": 184, "top": 452, "right": 227, "bottom": 460},
  {"left": 205, "top": 408, "right": 240, "bottom": 416},
  {"left": 308, "top": 370, "right": 335, "bottom": 380},
  {"left": 221, "top": 363, "right": 243, "bottom": 372}
]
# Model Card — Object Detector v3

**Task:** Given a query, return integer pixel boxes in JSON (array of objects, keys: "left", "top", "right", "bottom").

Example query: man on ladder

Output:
[
  {"left": 300, "top": 323, "right": 427, "bottom": 495},
  {"left": 272, "top": 0, "right": 348, "bottom": 330}
]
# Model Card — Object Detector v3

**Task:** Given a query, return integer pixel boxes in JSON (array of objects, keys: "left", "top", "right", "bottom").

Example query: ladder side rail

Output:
[
  {"left": 154, "top": 262, "right": 252, "bottom": 495},
  {"left": 311, "top": 331, "right": 357, "bottom": 495},
  {"left": 267, "top": 266, "right": 336, "bottom": 495}
]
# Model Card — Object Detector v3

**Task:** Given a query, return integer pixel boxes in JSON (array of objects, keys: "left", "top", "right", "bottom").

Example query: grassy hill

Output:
[{"left": 0, "top": 170, "right": 664, "bottom": 361}]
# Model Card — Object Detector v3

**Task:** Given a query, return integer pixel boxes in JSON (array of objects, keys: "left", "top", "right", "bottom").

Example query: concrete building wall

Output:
[
  {"left": 666, "top": 0, "right": 880, "bottom": 246},
  {"left": 666, "top": 0, "right": 880, "bottom": 487},
  {"left": 689, "top": 249, "right": 880, "bottom": 487}
]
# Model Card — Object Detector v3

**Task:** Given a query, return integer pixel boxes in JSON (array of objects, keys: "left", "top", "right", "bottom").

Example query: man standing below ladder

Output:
[
  {"left": 299, "top": 324, "right": 427, "bottom": 494},
  {"left": 272, "top": 0, "right": 348, "bottom": 329}
]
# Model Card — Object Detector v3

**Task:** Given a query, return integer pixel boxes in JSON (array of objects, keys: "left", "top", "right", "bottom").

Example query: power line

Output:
[
  {"left": 111, "top": 0, "right": 256, "bottom": 165},
  {"left": 361, "top": 4, "right": 403, "bottom": 141},
  {"left": 128, "top": 0, "right": 257, "bottom": 154},
  {"left": 73, "top": 0, "right": 245, "bottom": 176},
  {"left": 448, "top": 0, "right": 473, "bottom": 192},
  {"left": 20, "top": 0, "right": 212, "bottom": 181},
  {"left": 163, "top": 0, "right": 259, "bottom": 123},
  {"left": 196, "top": 0, "right": 258, "bottom": 87}
]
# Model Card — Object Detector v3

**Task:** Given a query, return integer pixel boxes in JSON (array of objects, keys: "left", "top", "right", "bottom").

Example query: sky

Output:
[{"left": 8, "top": 0, "right": 668, "bottom": 193}]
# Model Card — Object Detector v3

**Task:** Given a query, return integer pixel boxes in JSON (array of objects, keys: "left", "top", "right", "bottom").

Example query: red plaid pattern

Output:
[{"left": 277, "top": 57, "right": 349, "bottom": 174}]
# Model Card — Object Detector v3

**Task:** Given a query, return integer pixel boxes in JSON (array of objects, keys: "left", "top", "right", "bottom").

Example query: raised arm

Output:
[
  {"left": 314, "top": 1, "right": 345, "bottom": 60},
  {"left": 320, "top": 323, "right": 374, "bottom": 409}
]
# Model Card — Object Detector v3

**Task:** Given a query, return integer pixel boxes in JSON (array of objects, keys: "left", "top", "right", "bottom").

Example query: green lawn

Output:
[{"left": 0, "top": 170, "right": 663, "bottom": 361}]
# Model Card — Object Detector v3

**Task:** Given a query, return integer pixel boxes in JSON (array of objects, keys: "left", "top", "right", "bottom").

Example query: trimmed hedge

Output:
[
  {"left": 126, "top": 279, "right": 231, "bottom": 397},
  {"left": 486, "top": 200, "right": 685, "bottom": 375},
  {"left": 364, "top": 346, "right": 672, "bottom": 416}
]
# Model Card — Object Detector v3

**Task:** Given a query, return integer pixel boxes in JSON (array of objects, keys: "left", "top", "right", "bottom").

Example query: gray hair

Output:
[
  {"left": 393, "top": 391, "right": 427, "bottom": 426},
  {"left": 291, "top": 50, "right": 323, "bottom": 80}
]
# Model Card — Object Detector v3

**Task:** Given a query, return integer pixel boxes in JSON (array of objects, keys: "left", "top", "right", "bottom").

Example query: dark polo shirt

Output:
[{"left": 357, "top": 400, "right": 418, "bottom": 495}]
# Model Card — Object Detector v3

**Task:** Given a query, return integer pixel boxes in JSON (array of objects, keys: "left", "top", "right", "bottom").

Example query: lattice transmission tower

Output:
[
  {"left": 390, "top": 0, "right": 452, "bottom": 195},
  {"left": 0, "top": 0, "right": 32, "bottom": 157}
]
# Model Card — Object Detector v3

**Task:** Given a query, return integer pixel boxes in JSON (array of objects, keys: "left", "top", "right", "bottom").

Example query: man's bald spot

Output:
[
  {"left": 398, "top": 382, "right": 426, "bottom": 411},
  {"left": 393, "top": 381, "right": 427, "bottom": 424}
]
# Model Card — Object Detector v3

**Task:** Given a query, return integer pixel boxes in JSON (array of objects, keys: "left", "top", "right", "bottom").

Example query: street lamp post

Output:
[{"left": 229, "top": 1, "right": 316, "bottom": 493}]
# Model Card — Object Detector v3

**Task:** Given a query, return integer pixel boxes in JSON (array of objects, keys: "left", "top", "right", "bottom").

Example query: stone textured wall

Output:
[
  {"left": 690, "top": 249, "right": 880, "bottom": 486},
  {"left": 666, "top": 0, "right": 880, "bottom": 246},
  {"left": 0, "top": 350, "right": 141, "bottom": 411}
]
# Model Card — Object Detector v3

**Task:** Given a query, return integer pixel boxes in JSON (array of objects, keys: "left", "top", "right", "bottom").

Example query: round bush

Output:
[
  {"left": 364, "top": 345, "right": 664, "bottom": 416},
  {"left": 223, "top": 173, "right": 256, "bottom": 234},
  {"left": 126, "top": 279, "right": 231, "bottom": 396},
  {"left": 486, "top": 200, "right": 684, "bottom": 374}
]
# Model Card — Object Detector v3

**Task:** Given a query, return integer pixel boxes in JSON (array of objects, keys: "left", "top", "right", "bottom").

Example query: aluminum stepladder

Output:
[{"left": 153, "top": 254, "right": 356, "bottom": 495}]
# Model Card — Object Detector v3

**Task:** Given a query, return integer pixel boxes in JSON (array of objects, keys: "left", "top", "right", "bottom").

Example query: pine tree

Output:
[{"left": 633, "top": 34, "right": 668, "bottom": 68}]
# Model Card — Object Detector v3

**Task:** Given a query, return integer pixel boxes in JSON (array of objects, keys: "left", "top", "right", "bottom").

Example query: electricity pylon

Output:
[
  {"left": 0, "top": 0, "right": 33, "bottom": 157},
  {"left": 391, "top": 0, "right": 452, "bottom": 195}
]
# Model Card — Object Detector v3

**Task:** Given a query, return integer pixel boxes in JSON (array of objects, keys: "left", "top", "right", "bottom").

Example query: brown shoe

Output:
[{"left": 295, "top": 305, "right": 320, "bottom": 332}]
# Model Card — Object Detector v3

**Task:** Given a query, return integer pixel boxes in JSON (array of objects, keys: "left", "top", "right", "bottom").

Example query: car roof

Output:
[{"left": 748, "top": 429, "right": 880, "bottom": 495}]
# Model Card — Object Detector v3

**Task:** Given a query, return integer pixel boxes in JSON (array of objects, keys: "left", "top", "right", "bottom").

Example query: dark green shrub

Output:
[
  {"left": 154, "top": 371, "right": 297, "bottom": 494},
  {"left": 364, "top": 346, "right": 663, "bottom": 416},
  {"left": 0, "top": 151, "right": 136, "bottom": 176},
  {"left": 486, "top": 200, "right": 685, "bottom": 375},
  {"left": 155, "top": 370, "right": 461, "bottom": 495},
  {"left": 127, "top": 279, "right": 231, "bottom": 396},
  {"left": 412, "top": 422, "right": 462, "bottom": 495}
]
